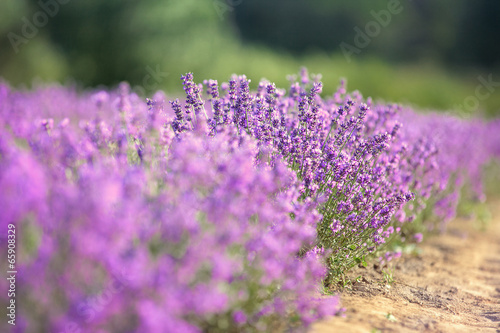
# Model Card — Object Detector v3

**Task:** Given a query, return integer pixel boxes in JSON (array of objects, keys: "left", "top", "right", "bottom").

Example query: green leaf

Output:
[{"left": 385, "top": 313, "right": 397, "bottom": 322}]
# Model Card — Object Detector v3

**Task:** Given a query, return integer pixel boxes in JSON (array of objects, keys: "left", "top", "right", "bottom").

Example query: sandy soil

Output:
[{"left": 310, "top": 199, "right": 500, "bottom": 333}]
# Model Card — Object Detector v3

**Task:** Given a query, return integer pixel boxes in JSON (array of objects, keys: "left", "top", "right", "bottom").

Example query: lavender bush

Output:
[
  {"left": 173, "top": 69, "right": 500, "bottom": 284},
  {"left": 1, "top": 69, "right": 499, "bottom": 332},
  {"left": 0, "top": 82, "right": 338, "bottom": 332}
]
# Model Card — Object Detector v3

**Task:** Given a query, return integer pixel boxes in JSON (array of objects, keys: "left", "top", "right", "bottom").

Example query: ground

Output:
[{"left": 311, "top": 199, "right": 500, "bottom": 333}]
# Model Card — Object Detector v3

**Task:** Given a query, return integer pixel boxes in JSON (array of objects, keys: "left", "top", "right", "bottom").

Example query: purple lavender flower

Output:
[{"left": 1, "top": 69, "right": 499, "bottom": 332}]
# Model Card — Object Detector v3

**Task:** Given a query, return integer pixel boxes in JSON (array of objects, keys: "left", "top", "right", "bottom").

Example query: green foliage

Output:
[
  {"left": 1, "top": 0, "right": 499, "bottom": 116},
  {"left": 482, "top": 160, "right": 500, "bottom": 196},
  {"left": 385, "top": 313, "right": 397, "bottom": 322},
  {"left": 381, "top": 268, "right": 395, "bottom": 286}
]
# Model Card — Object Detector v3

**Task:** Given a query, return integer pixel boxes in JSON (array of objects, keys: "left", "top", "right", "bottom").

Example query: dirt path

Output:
[{"left": 311, "top": 200, "right": 500, "bottom": 333}]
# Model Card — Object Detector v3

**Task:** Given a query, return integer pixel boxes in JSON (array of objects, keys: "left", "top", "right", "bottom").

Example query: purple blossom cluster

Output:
[
  {"left": 0, "top": 82, "right": 338, "bottom": 332},
  {"left": 173, "top": 69, "right": 500, "bottom": 282},
  {"left": 0, "top": 68, "right": 499, "bottom": 331},
  {"left": 398, "top": 110, "right": 500, "bottom": 231}
]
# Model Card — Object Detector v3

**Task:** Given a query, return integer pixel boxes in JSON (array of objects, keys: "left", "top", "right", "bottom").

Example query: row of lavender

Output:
[
  {"left": 1, "top": 70, "right": 499, "bottom": 332},
  {"left": 0, "top": 79, "right": 338, "bottom": 333}
]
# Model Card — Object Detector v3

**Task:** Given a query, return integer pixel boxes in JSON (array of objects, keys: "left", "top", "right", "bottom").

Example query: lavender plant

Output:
[
  {"left": 1, "top": 67, "right": 499, "bottom": 333},
  {"left": 174, "top": 69, "right": 500, "bottom": 284},
  {"left": 175, "top": 72, "right": 415, "bottom": 284},
  {"left": 0, "top": 82, "right": 339, "bottom": 332}
]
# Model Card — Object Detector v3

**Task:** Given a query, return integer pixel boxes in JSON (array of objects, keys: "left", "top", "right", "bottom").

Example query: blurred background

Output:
[{"left": 1, "top": 0, "right": 499, "bottom": 116}]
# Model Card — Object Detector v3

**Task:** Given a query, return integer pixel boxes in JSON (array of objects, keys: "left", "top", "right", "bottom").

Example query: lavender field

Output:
[{"left": 1, "top": 69, "right": 500, "bottom": 332}]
